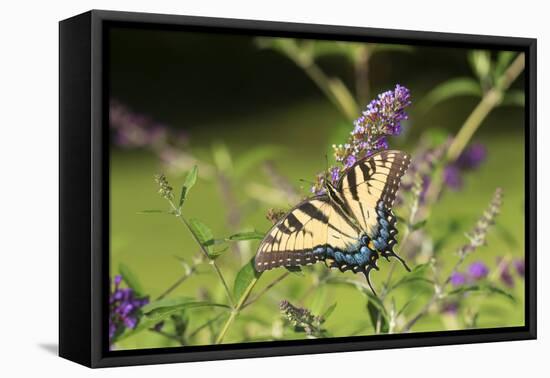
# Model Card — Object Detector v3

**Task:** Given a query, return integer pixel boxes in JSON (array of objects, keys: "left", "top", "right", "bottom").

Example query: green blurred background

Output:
[{"left": 109, "top": 27, "right": 525, "bottom": 350}]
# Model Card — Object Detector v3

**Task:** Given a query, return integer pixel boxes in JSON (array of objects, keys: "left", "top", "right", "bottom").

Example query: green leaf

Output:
[
  {"left": 212, "top": 142, "right": 233, "bottom": 173},
  {"left": 118, "top": 263, "right": 144, "bottom": 297},
  {"left": 494, "top": 51, "right": 517, "bottom": 81},
  {"left": 322, "top": 302, "right": 337, "bottom": 321},
  {"left": 390, "top": 276, "right": 433, "bottom": 291},
  {"left": 226, "top": 231, "right": 265, "bottom": 241},
  {"left": 411, "top": 219, "right": 428, "bottom": 231},
  {"left": 449, "top": 284, "right": 516, "bottom": 302},
  {"left": 494, "top": 223, "right": 519, "bottom": 247},
  {"left": 367, "top": 299, "right": 389, "bottom": 333},
  {"left": 179, "top": 165, "right": 198, "bottom": 208},
  {"left": 136, "top": 209, "right": 165, "bottom": 214},
  {"left": 117, "top": 300, "right": 230, "bottom": 342},
  {"left": 501, "top": 90, "right": 525, "bottom": 107},
  {"left": 141, "top": 296, "right": 195, "bottom": 314},
  {"left": 370, "top": 44, "right": 414, "bottom": 54},
  {"left": 206, "top": 246, "right": 229, "bottom": 259},
  {"left": 233, "top": 258, "right": 262, "bottom": 305},
  {"left": 468, "top": 50, "right": 492, "bottom": 82},
  {"left": 233, "top": 146, "right": 283, "bottom": 178},
  {"left": 309, "top": 285, "right": 326, "bottom": 316},
  {"left": 326, "top": 277, "right": 387, "bottom": 317},
  {"left": 396, "top": 295, "right": 419, "bottom": 318},
  {"left": 188, "top": 218, "right": 215, "bottom": 256},
  {"left": 419, "top": 77, "right": 482, "bottom": 112},
  {"left": 327, "top": 77, "right": 360, "bottom": 118},
  {"left": 412, "top": 262, "right": 431, "bottom": 273}
]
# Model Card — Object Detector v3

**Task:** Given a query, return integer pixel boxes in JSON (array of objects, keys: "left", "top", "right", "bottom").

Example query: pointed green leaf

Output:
[
  {"left": 501, "top": 90, "right": 525, "bottom": 107},
  {"left": 179, "top": 165, "right": 198, "bottom": 208},
  {"left": 468, "top": 50, "right": 492, "bottom": 82},
  {"left": 367, "top": 300, "right": 389, "bottom": 333},
  {"left": 322, "top": 302, "right": 338, "bottom": 321},
  {"left": 117, "top": 300, "right": 230, "bottom": 342},
  {"left": 136, "top": 209, "right": 165, "bottom": 214},
  {"left": 419, "top": 77, "right": 482, "bottom": 112},
  {"left": 233, "top": 146, "right": 283, "bottom": 178},
  {"left": 188, "top": 218, "right": 215, "bottom": 255},
  {"left": 207, "top": 246, "right": 229, "bottom": 259},
  {"left": 233, "top": 258, "right": 262, "bottom": 305},
  {"left": 118, "top": 263, "right": 144, "bottom": 297},
  {"left": 309, "top": 285, "right": 326, "bottom": 316},
  {"left": 411, "top": 219, "right": 428, "bottom": 231},
  {"left": 494, "top": 51, "right": 517, "bottom": 81},
  {"left": 141, "top": 296, "right": 195, "bottom": 314},
  {"left": 226, "top": 231, "right": 265, "bottom": 241},
  {"left": 212, "top": 142, "right": 233, "bottom": 173},
  {"left": 449, "top": 284, "right": 516, "bottom": 302},
  {"left": 370, "top": 43, "right": 414, "bottom": 54}
]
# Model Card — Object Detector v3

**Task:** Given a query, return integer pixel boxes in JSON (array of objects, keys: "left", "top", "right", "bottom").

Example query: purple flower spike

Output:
[
  {"left": 497, "top": 258, "right": 514, "bottom": 288},
  {"left": 312, "top": 85, "right": 412, "bottom": 194},
  {"left": 329, "top": 167, "right": 340, "bottom": 184},
  {"left": 442, "top": 143, "right": 487, "bottom": 191},
  {"left": 109, "top": 275, "right": 149, "bottom": 347},
  {"left": 513, "top": 258, "right": 525, "bottom": 277},
  {"left": 344, "top": 155, "right": 357, "bottom": 169},
  {"left": 441, "top": 302, "right": 459, "bottom": 315},
  {"left": 468, "top": 261, "right": 489, "bottom": 280},
  {"left": 450, "top": 272, "right": 467, "bottom": 286},
  {"left": 443, "top": 165, "right": 463, "bottom": 190},
  {"left": 457, "top": 143, "right": 487, "bottom": 170}
]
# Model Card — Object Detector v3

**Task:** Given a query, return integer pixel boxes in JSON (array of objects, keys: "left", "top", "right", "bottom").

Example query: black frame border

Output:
[{"left": 59, "top": 9, "right": 536, "bottom": 368}]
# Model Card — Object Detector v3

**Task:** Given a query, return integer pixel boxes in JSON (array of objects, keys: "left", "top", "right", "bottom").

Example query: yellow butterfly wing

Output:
[
  {"left": 255, "top": 197, "right": 361, "bottom": 272},
  {"left": 339, "top": 150, "right": 411, "bottom": 237}
]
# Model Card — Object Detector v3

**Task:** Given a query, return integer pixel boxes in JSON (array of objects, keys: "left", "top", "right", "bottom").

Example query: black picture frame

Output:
[{"left": 59, "top": 9, "right": 537, "bottom": 368}]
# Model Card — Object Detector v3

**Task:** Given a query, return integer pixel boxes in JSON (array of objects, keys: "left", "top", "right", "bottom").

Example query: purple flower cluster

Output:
[
  {"left": 312, "top": 85, "right": 411, "bottom": 195},
  {"left": 397, "top": 139, "right": 450, "bottom": 205},
  {"left": 109, "top": 275, "right": 149, "bottom": 346},
  {"left": 444, "top": 143, "right": 487, "bottom": 190},
  {"left": 110, "top": 99, "right": 189, "bottom": 149},
  {"left": 450, "top": 257, "right": 525, "bottom": 289},
  {"left": 280, "top": 300, "right": 324, "bottom": 337},
  {"left": 496, "top": 257, "right": 525, "bottom": 288},
  {"left": 450, "top": 261, "right": 489, "bottom": 287}
]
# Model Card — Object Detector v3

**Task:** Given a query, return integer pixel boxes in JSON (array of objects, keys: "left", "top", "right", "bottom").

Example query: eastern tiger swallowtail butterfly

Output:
[{"left": 254, "top": 150, "right": 411, "bottom": 295}]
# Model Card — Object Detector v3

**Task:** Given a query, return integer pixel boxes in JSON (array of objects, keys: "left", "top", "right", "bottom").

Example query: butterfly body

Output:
[{"left": 255, "top": 150, "right": 411, "bottom": 294}]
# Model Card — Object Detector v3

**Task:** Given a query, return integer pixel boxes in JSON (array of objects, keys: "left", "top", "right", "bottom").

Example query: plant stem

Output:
[
  {"left": 188, "top": 312, "right": 226, "bottom": 339},
  {"left": 242, "top": 272, "right": 290, "bottom": 309},
  {"left": 402, "top": 241, "right": 470, "bottom": 332},
  {"left": 150, "top": 328, "right": 185, "bottom": 345},
  {"left": 215, "top": 276, "right": 261, "bottom": 344},
  {"left": 167, "top": 200, "right": 235, "bottom": 308},
  {"left": 355, "top": 46, "right": 371, "bottom": 106},
  {"left": 446, "top": 53, "right": 525, "bottom": 161},
  {"left": 303, "top": 62, "right": 359, "bottom": 122},
  {"left": 156, "top": 258, "right": 200, "bottom": 301},
  {"left": 280, "top": 44, "right": 359, "bottom": 121},
  {"left": 209, "top": 259, "right": 234, "bottom": 307}
]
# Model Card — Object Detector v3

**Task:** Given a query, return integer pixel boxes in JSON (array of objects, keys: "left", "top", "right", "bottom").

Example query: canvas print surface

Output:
[{"left": 108, "top": 26, "right": 526, "bottom": 351}]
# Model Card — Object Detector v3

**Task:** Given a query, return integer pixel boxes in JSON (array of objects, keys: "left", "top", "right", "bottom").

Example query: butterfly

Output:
[{"left": 254, "top": 150, "right": 411, "bottom": 295}]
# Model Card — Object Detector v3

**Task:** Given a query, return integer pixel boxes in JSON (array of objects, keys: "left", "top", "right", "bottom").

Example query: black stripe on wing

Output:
[{"left": 255, "top": 196, "right": 360, "bottom": 272}]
